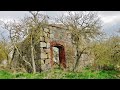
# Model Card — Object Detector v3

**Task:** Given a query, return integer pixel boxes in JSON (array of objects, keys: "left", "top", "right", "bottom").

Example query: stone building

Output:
[
  {"left": 37, "top": 24, "right": 76, "bottom": 71},
  {"left": 13, "top": 24, "right": 93, "bottom": 72}
]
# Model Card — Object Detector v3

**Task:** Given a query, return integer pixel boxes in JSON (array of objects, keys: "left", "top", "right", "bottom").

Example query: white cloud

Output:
[
  {"left": 0, "top": 11, "right": 119, "bottom": 36},
  {"left": 97, "top": 11, "right": 120, "bottom": 35},
  {"left": 98, "top": 11, "right": 120, "bottom": 24},
  {"left": 0, "top": 17, "right": 14, "bottom": 23},
  {"left": 101, "top": 16, "right": 117, "bottom": 24}
]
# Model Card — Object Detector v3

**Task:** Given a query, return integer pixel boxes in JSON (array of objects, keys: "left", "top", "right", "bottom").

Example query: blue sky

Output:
[{"left": 0, "top": 11, "right": 120, "bottom": 40}]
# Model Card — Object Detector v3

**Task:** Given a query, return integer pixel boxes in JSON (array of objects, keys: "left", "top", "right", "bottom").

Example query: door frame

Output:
[{"left": 50, "top": 41, "right": 66, "bottom": 68}]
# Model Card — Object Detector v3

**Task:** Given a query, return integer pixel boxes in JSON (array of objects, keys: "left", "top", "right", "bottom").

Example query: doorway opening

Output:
[
  {"left": 50, "top": 42, "right": 66, "bottom": 69},
  {"left": 53, "top": 47, "right": 60, "bottom": 68}
]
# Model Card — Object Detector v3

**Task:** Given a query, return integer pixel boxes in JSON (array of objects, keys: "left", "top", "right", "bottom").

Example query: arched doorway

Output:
[{"left": 50, "top": 41, "right": 66, "bottom": 69}]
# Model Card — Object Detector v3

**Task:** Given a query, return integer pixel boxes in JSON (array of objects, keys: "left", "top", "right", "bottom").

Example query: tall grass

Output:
[{"left": 0, "top": 68, "right": 119, "bottom": 79}]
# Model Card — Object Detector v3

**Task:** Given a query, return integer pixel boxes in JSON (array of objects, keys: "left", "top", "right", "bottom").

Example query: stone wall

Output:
[
  {"left": 39, "top": 25, "right": 74, "bottom": 71},
  {"left": 39, "top": 27, "right": 51, "bottom": 71},
  {"left": 50, "top": 25, "right": 73, "bottom": 67},
  {"left": 13, "top": 24, "right": 93, "bottom": 72}
]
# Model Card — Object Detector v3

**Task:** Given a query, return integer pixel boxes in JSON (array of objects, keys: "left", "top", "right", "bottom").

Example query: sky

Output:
[{"left": 0, "top": 11, "right": 120, "bottom": 39}]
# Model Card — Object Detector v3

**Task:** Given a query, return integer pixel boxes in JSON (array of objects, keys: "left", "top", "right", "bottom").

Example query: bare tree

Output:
[
  {"left": 21, "top": 11, "right": 49, "bottom": 73},
  {"left": 1, "top": 11, "right": 49, "bottom": 73},
  {"left": 56, "top": 11, "right": 102, "bottom": 71}
]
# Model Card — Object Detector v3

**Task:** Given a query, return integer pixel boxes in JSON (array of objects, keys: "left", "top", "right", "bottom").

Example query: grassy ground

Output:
[{"left": 0, "top": 68, "right": 120, "bottom": 79}]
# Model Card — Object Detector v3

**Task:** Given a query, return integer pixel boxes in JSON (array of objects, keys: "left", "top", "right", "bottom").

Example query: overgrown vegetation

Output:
[
  {"left": 91, "top": 35, "right": 120, "bottom": 71},
  {"left": 57, "top": 11, "right": 102, "bottom": 71},
  {"left": 0, "top": 11, "right": 120, "bottom": 79},
  {"left": 0, "top": 68, "right": 119, "bottom": 79}
]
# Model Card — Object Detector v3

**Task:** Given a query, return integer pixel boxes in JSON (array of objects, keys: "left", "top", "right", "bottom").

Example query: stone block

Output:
[
  {"left": 41, "top": 60, "right": 45, "bottom": 65},
  {"left": 41, "top": 53, "right": 48, "bottom": 59},
  {"left": 41, "top": 64, "right": 46, "bottom": 70},
  {"left": 43, "top": 32, "right": 48, "bottom": 37},
  {"left": 40, "top": 48, "right": 44, "bottom": 52},
  {"left": 46, "top": 43, "right": 50, "bottom": 48},
  {"left": 40, "top": 42, "right": 46, "bottom": 48},
  {"left": 45, "top": 64, "right": 51, "bottom": 70},
  {"left": 44, "top": 28, "right": 49, "bottom": 33},
  {"left": 45, "top": 59, "right": 50, "bottom": 64},
  {"left": 47, "top": 53, "right": 51, "bottom": 59},
  {"left": 45, "top": 37, "right": 49, "bottom": 42},
  {"left": 40, "top": 36, "right": 45, "bottom": 42},
  {"left": 49, "top": 26, "right": 53, "bottom": 30},
  {"left": 44, "top": 49, "right": 50, "bottom": 53}
]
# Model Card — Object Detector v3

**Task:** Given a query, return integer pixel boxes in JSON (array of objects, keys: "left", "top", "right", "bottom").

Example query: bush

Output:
[{"left": 91, "top": 36, "right": 120, "bottom": 71}]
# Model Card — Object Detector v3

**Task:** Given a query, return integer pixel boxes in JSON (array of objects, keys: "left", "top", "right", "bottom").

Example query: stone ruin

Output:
[
  {"left": 37, "top": 24, "right": 74, "bottom": 71},
  {"left": 13, "top": 24, "right": 93, "bottom": 72}
]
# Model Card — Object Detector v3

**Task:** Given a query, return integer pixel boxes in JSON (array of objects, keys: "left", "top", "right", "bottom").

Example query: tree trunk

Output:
[
  {"left": 10, "top": 47, "right": 16, "bottom": 68},
  {"left": 73, "top": 46, "right": 87, "bottom": 72},
  {"left": 73, "top": 49, "right": 81, "bottom": 71},
  {"left": 30, "top": 35, "right": 36, "bottom": 73}
]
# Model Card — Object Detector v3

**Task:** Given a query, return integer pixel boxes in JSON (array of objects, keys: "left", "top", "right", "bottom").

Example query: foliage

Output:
[
  {"left": 0, "top": 68, "right": 119, "bottom": 79},
  {"left": 57, "top": 11, "right": 102, "bottom": 71},
  {"left": 0, "top": 70, "right": 15, "bottom": 79},
  {"left": 91, "top": 35, "right": 120, "bottom": 70},
  {"left": 0, "top": 11, "right": 120, "bottom": 74},
  {"left": 0, "top": 44, "right": 6, "bottom": 62},
  {"left": 1, "top": 11, "right": 49, "bottom": 73},
  {"left": 0, "top": 42, "right": 9, "bottom": 63}
]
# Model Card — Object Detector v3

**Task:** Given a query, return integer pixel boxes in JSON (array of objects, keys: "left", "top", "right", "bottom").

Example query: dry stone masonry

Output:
[{"left": 13, "top": 24, "right": 93, "bottom": 72}]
